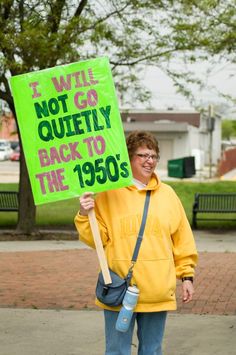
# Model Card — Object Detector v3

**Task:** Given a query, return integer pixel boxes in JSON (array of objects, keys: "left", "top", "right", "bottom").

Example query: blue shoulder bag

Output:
[{"left": 95, "top": 190, "right": 151, "bottom": 306}]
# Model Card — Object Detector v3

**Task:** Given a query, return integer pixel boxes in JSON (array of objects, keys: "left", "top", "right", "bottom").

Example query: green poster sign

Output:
[{"left": 10, "top": 57, "right": 133, "bottom": 205}]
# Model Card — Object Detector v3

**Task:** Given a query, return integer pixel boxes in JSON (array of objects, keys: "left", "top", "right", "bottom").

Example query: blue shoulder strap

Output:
[{"left": 132, "top": 189, "right": 151, "bottom": 262}]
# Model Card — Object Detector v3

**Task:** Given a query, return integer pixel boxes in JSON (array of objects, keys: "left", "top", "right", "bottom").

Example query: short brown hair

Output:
[{"left": 126, "top": 130, "right": 160, "bottom": 161}]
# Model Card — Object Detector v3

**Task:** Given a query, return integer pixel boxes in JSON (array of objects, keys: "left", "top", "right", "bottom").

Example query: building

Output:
[
  {"left": 0, "top": 109, "right": 222, "bottom": 172},
  {"left": 120, "top": 110, "right": 221, "bottom": 170},
  {"left": 0, "top": 111, "right": 19, "bottom": 144}
]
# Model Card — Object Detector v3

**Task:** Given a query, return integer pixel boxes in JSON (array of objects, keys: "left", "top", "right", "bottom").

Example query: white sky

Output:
[{"left": 143, "top": 61, "right": 236, "bottom": 113}]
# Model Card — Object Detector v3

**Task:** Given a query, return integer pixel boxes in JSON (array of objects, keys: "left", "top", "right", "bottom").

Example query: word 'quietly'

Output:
[{"left": 38, "top": 106, "right": 111, "bottom": 142}]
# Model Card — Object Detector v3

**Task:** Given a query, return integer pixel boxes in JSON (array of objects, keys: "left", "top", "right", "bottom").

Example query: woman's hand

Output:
[
  {"left": 79, "top": 192, "right": 95, "bottom": 216},
  {"left": 182, "top": 280, "right": 194, "bottom": 303}
]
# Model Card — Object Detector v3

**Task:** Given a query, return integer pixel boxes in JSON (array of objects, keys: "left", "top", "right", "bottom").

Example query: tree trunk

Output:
[
  {"left": 17, "top": 149, "right": 36, "bottom": 234},
  {"left": 9, "top": 104, "right": 36, "bottom": 234}
]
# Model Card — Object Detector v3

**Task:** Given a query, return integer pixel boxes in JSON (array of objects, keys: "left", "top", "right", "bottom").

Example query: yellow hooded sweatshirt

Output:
[{"left": 74, "top": 173, "right": 198, "bottom": 312}]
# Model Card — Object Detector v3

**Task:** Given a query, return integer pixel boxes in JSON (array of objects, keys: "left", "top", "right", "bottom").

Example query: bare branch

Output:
[
  {"left": 0, "top": 72, "right": 10, "bottom": 90},
  {"left": 0, "top": 0, "right": 14, "bottom": 20},
  {"left": 47, "top": 0, "right": 66, "bottom": 33},
  {"left": 0, "top": 89, "right": 13, "bottom": 104},
  {"left": 74, "top": 0, "right": 88, "bottom": 17},
  {"left": 80, "top": 3, "right": 130, "bottom": 33},
  {"left": 109, "top": 48, "right": 180, "bottom": 69},
  {"left": 18, "top": 0, "right": 25, "bottom": 31}
]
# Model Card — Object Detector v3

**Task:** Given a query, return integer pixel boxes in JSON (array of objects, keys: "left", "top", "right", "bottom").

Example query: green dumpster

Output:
[
  {"left": 168, "top": 157, "right": 195, "bottom": 178},
  {"left": 168, "top": 158, "right": 185, "bottom": 178}
]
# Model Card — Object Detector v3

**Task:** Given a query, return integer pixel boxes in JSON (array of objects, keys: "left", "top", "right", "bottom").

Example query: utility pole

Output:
[{"left": 208, "top": 104, "right": 215, "bottom": 178}]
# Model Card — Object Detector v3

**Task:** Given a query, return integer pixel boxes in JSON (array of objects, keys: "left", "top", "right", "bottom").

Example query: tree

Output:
[
  {"left": 222, "top": 120, "right": 236, "bottom": 140},
  {"left": 0, "top": 0, "right": 235, "bottom": 232}
]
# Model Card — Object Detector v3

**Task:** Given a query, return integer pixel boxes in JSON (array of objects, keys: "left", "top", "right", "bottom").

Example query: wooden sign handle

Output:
[{"left": 88, "top": 209, "right": 112, "bottom": 284}]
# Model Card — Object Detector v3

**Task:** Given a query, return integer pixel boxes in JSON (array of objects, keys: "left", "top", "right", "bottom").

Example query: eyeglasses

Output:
[{"left": 135, "top": 153, "right": 158, "bottom": 162}]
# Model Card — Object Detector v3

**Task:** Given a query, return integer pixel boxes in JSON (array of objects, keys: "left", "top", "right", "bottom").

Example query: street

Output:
[
  {"left": 1, "top": 159, "right": 235, "bottom": 184},
  {"left": 0, "top": 160, "right": 19, "bottom": 183}
]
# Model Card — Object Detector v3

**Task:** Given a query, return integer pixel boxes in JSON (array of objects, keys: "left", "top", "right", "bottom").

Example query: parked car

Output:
[
  {"left": 10, "top": 145, "right": 20, "bottom": 161},
  {"left": 10, "top": 141, "right": 19, "bottom": 150},
  {"left": 0, "top": 139, "right": 13, "bottom": 161}
]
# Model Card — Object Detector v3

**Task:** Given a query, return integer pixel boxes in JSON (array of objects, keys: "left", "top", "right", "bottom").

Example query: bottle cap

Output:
[{"left": 128, "top": 285, "right": 139, "bottom": 294}]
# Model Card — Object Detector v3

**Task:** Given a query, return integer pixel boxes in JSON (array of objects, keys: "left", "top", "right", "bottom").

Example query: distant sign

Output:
[{"left": 10, "top": 57, "right": 132, "bottom": 205}]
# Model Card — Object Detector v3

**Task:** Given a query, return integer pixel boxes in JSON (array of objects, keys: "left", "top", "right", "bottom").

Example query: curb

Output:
[{"left": 0, "top": 229, "right": 78, "bottom": 241}]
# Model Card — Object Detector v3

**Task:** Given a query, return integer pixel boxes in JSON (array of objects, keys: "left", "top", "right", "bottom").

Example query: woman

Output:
[{"left": 74, "top": 130, "right": 198, "bottom": 355}]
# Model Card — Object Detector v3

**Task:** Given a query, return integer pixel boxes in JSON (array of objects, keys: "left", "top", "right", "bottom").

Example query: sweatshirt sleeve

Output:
[
  {"left": 74, "top": 208, "right": 109, "bottom": 249},
  {"left": 171, "top": 196, "right": 198, "bottom": 279}
]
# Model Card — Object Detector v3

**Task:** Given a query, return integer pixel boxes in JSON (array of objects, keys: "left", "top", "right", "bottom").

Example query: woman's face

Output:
[{"left": 130, "top": 145, "right": 158, "bottom": 184}]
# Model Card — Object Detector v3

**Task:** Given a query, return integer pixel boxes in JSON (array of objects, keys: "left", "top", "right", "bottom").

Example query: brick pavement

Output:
[{"left": 0, "top": 249, "right": 235, "bottom": 315}]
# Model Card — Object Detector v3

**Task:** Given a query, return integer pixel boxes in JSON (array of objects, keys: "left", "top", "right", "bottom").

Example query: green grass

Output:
[
  {"left": 36, "top": 197, "right": 79, "bottom": 228},
  {"left": 0, "top": 183, "right": 79, "bottom": 229},
  {"left": 0, "top": 181, "right": 236, "bottom": 230},
  {"left": 0, "top": 183, "right": 19, "bottom": 227},
  {"left": 165, "top": 180, "right": 236, "bottom": 229}
]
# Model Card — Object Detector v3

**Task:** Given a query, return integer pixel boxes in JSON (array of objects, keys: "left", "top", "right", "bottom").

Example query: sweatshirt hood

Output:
[{"left": 127, "top": 172, "right": 161, "bottom": 191}]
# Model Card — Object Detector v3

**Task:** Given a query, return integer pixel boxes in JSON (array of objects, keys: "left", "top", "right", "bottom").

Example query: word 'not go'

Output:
[{"left": 34, "top": 91, "right": 98, "bottom": 119}]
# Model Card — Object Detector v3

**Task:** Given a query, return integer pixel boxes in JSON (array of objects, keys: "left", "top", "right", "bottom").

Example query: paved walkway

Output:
[
  {"left": 0, "top": 230, "right": 236, "bottom": 354},
  {"left": 0, "top": 247, "right": 236, "bottom": 315}
]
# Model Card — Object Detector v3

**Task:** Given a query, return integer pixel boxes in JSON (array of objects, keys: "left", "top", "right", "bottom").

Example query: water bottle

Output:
[{"left": 115, "top": 285, "right": 139, "bottom": 332}]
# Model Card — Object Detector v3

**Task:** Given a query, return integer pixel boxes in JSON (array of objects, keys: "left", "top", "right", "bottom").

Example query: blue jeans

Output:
[{"left": 104, "top": 310, "right": 167, "bottom": 355}]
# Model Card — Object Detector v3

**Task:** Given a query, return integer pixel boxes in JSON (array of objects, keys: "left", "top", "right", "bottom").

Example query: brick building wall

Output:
[
  {"left": 0, "top": 112, "right": 18, "bottom": 141},
  {"left": 218, "top": 147, "right": 236, "bottom": 176}
]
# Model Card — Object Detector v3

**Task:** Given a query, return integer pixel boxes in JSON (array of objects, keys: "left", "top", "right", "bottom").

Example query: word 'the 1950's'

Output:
[{"left": 73, "top": 154, "right": 129, "bottom": 188}]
